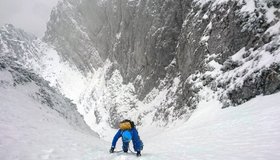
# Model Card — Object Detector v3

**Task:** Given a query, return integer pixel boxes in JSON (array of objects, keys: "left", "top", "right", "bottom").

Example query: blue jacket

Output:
[{"left": 111, "top": 128, "right": 142, "bottom": 151}]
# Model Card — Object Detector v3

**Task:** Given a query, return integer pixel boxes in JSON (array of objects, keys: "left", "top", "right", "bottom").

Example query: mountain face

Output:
[
  {"left": 1, "top": 0, "right": 280, "bottom": 137},
  {"left": 42, "top": 0, "right": 280, "bottom": 130}
]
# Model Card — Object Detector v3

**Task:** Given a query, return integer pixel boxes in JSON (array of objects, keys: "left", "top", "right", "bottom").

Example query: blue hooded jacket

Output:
[{"left": 111, "top": 127, "right": 143, "bottom": 151}]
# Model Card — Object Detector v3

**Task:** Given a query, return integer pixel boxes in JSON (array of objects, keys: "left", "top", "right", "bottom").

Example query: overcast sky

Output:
[{"left": 0, "top": 0, "right": 59, "bottom": 37}]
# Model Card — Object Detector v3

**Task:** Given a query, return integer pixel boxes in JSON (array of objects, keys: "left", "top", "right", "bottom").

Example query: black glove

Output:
[
  {"left": 136, "top": 151, "right": 141, "bottom": 157},
  {"left": 109, "top": 147, "right": 114, "bottom": 153}
]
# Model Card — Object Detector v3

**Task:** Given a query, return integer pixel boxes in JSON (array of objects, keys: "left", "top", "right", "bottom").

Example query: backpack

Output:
[
  {"left": 119, "top": 119, "right": 135, "bottom": 130},
  {"left": 122, "top": 130, "right": 132, "bottom": 142}
]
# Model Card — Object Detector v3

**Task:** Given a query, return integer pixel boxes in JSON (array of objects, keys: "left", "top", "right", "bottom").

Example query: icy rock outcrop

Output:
[
  {"left": 226, "top": 63, "right": 280, "bottom": 106},
  {"left": 178, "top": 0, "right": 280, "bottom": 108}
]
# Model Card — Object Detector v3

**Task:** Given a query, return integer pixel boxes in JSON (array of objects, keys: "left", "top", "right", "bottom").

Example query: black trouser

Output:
[{"left": 122, "top": 142, "right": 129, "bottom": 152}]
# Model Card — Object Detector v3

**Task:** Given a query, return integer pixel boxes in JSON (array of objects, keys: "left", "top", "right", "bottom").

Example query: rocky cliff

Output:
[{"left": 42, "top": 0, "right": 280, "bottom": 130}]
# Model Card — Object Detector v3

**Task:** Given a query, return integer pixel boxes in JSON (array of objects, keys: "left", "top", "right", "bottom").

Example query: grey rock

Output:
[
  {"left": 226, "top": 64, "right": 280, "bottom": 107},
  {"left": 263, "top": 65, "right": 280, "bottom": 95},
  {"left": 221, "top": 59, "right": 240, "bottom": 72}
]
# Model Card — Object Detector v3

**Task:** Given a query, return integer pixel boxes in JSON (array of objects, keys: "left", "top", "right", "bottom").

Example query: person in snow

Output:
[{"left": 109, "top": 119, "right": 143, "bottom": 157}]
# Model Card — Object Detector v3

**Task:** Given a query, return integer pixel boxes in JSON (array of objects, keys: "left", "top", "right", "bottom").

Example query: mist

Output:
[{"left": 0, "top": 0, "right": 59, "bottom": 37}]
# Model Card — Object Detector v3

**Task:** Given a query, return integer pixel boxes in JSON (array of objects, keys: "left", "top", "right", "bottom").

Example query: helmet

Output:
[{"left": 122, "top": 130, "right": 132, "bottom": 143}]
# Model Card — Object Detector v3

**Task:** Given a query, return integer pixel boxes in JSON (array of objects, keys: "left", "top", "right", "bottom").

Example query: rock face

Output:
[
  {"left": 44, "top": 0, "right": 104, "bottom": 73},
  {"left": 227, "top": 64, "right": 280, "bottom": 106},
  {"left": 176, "top": 0, "right": 280, "bottom": 108},
  {"left": 44, "top": 0, "right": 184, "bottom": 98},
  {"left": 0, "top": 24, "right": 38, "bottom": 63},
  {"left": 44, "top": 0, "right": 280, "bottom": 120}
]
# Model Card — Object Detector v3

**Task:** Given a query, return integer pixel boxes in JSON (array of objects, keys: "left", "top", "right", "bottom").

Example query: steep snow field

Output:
[
  {"left": 0, "top": 84, "right": 111, "bottom": 160},
  {"left": 1, "top": 81, "right": 280, "bottom": 160},
  {"left": 145, "top": 92, "right": 280, "bottom": 160}
]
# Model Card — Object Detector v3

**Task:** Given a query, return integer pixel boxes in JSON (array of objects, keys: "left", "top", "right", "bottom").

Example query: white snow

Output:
[
  {"left": 116, "top": 32, "right": 121, "bottom": 39},
  {"left": 1, "top": 78, "right": 280, "bottom": 160},
  {"left": 36, "top": 46, "right": 89, "bottom": 103},
  {"left": 0, "top": 70, "right": 13, "bottom": 82},
  {"left": 240, "top": 0, "right": 256, "bottom": 13},
  {"left": 220, "top": 36, "right": 280, "bottom": 90},
  {"left": 146, "top": 92, "right": 280, "bottom": 160},
  {"left": 195, "top": 0, "right": 280, "bottom": 27},
  {"left": 200, "top": 35, "right": 210, "bottom": 42},
  {"left": 0, "top": 85, "right": 111, "bottom": 160},
  {"left": 202, "top": 14, "right": 209, "bottom": 19},
  {"left": 264, "top": 5, "right": 278, "bottom": 23},
  {"left": 266, "top": 21, "right": 280, "bottom": 35}
]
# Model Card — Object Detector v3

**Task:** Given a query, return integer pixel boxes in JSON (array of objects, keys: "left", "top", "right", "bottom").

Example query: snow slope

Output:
[
  {"left": 86, "top": 91, "right": 280, "bottom": 160},
  {"left": 145, "top": 93, "right": 280, "bottom": 160},
  {"left": 1, "top": 66, "right": 280, "bottom": 160},
  {"left": 0, "top": 86, "right": 108, "bottom": 160},
  {"left": 0, "top": 58, "right": 109, "bottom": 160}
]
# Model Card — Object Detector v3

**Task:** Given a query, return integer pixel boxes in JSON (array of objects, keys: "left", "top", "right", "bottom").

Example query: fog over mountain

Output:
[{"left": 0, "top": 0, "right": 59, "bottom": 37}]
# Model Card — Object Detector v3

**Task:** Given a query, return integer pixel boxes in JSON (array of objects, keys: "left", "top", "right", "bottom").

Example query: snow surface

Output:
[
  {"left": 148, "top": 92, "right": 280, "bottom": 160},
  {"left": 2, "top": 58, "right": 280, "bottom": 160},
  {"left": 1, "top": 78, "right": 280, "bottom": 160},
  {"left": 0, "top": 84, "right": 109, "bottom": 160}
]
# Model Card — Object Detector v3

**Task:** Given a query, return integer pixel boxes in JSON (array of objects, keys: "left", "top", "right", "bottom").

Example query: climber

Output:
[{"left": 109, "top": 119, "right": 143, "bottom": 157}]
